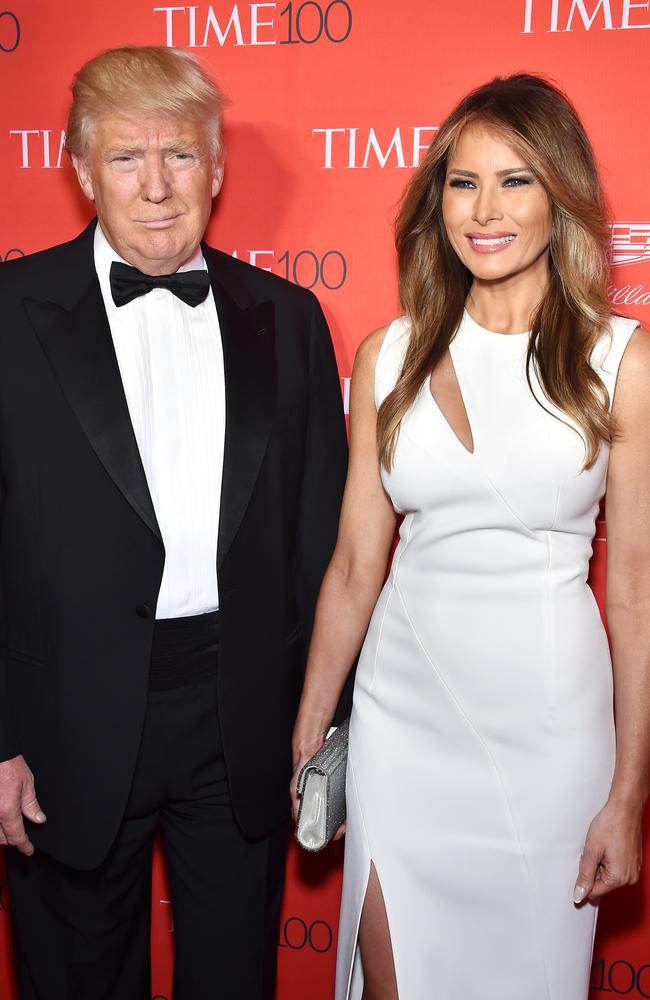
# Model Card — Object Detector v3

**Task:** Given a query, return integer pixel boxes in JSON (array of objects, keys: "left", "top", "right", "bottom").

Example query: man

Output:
[{"left": 0, "top": 46, "right": 347, "bottom": 999}]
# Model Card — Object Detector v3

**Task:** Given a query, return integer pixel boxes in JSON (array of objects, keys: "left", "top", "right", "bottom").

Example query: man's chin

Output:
[{"left": 125, "top": 238, "right": 197, "bottom": 275}]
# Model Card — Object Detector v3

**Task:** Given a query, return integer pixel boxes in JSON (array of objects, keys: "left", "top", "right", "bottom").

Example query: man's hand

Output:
[{"left": 0, "top": 756, "right": 46, "bottom": 856}]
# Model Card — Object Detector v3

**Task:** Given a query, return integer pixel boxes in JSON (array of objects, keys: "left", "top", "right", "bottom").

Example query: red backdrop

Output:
[{"left": 1, "top": 1, "right": 649, "bottom": 997}]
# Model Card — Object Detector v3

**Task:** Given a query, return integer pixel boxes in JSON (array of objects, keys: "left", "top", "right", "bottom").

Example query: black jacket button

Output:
[{"left": 136, "top": 604, "right": 151, "bottom": 619}]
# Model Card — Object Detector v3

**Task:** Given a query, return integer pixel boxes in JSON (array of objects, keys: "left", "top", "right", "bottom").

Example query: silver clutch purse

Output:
[{"left": 295, "top": 718, "right": 349, "bottom": 852}]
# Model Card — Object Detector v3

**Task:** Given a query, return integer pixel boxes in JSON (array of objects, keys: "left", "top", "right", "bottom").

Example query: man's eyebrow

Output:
[
  {"left": 160, "top": 138, "right": 202, "bottom": 152},
  {"left": 446, "top": 166, "right": 532, "bottom": 178},
  {"left": 103, "top": 139, "right": 202, "bottom": 156},
  {"left": 104, "top": 144, "right": 144, "bottom": 157}
]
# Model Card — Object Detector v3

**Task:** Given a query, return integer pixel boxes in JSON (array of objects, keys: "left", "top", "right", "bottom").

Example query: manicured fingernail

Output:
[
  {"left": 573, "top": 885, "right": 587, "bottom": 904},
  {"left": 35, "top": 811, "right": 46, "bottom": 822}
]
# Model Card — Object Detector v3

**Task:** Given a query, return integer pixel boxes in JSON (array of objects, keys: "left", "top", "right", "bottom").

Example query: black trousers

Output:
[{"left": 6, "top": 612, "right": 288, "bottom": 1000}]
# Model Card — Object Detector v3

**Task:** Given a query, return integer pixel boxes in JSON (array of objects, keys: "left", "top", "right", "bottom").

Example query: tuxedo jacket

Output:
[{"left": 0, "top": 221, "right": 348, "bottom": 869}]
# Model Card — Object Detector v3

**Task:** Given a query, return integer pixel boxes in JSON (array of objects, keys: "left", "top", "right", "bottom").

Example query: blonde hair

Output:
[
  {"left": 66, "top": 46, "right": 227, "bottom": 164},
  {"left": 379, "top": 73, "right": 613, "bottom": 471}
]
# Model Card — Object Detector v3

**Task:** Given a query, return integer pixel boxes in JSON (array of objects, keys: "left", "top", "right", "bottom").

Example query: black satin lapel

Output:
[
  {"left": 214, "top": 286, "right": 276, "bottom": 569},
  {"left": 25, "top": 281, "right": 162, "bottom": 545}
]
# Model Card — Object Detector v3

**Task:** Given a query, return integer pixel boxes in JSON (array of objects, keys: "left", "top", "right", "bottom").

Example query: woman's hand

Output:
[
  {"left": 290, "top": 730, "right": 347, "bottom": 842},
  {"left": 574, "top": 798, "right": 644, "bottom": 904},
  {"left": 290, "top": 731, "right": 327, "bottom": 823}
]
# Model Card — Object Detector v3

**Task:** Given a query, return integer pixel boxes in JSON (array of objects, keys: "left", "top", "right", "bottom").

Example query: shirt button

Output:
[{"left": 136, "top": 604, "right": 151, "bottom": 619}]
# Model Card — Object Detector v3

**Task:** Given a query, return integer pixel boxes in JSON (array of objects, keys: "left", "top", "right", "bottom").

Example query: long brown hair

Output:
[{"left": 378, "top": 74, "right": 612, "bottom": 470}]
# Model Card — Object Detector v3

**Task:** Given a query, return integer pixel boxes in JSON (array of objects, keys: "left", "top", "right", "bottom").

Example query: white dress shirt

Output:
[{"left": 94, "top": 224, "right": 225, "bottom": 618}]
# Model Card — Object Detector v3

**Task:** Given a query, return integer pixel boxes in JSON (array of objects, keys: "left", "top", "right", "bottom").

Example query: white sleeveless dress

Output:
[{"left": 335, "top": 310, "right": 638, "bottom": 1000}]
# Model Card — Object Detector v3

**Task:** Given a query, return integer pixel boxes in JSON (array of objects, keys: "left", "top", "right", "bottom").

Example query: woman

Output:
[{"left": 291, "top": 74, "right": 650, "bottom": 1000}]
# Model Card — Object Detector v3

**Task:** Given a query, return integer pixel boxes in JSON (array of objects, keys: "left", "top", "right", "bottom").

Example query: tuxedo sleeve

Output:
[
  {"left": 293, "top": 294, "right": 350, "bottom": 718},
  {"left": 0, "top": 475, "right": 19, "bottom": 762}
]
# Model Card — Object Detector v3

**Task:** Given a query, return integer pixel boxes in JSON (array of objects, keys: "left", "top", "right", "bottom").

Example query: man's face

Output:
[{"left": 72, "top": 115, "right": 223, "bottom": 275}]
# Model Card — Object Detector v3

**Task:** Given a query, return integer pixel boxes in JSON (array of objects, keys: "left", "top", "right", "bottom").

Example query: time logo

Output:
[{"left": 155, "top": 2, "right": 352, "bottom": 47}]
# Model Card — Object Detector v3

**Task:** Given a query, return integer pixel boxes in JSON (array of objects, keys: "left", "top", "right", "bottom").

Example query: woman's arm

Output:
[
  {"left": 574, "top": 324, "right": 650, "bottom": 903},
  {"left": 290, "top": 326, "right": 398, "bottom": 812}
]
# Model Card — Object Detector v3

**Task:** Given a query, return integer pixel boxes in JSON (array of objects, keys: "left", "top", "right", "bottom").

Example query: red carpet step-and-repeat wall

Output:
[{"left": 1, "top": 1, "right": 650, "bottom": 997}]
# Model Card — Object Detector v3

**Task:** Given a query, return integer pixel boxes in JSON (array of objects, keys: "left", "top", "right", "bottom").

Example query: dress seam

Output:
[
  {"left": 544, "top": 530, "right": 555, "bottom": 722},
  {"left": 393, "top": 583, "right": 554, "bottom": 1000},
  {"left": 368, "top": 515, "right": 413, "bottom": 693}
]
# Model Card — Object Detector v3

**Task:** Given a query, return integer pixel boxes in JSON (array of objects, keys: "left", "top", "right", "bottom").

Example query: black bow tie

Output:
[{"left": 109, "top": 261, "right": 211, "bottom": 308}]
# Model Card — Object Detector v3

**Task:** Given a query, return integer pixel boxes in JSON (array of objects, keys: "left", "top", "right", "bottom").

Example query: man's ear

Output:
[
  {"left": 71, "top": 154, "right": 95, "bottom": 202},
  {"left": 211, "top": 161, "right": 224, "bottom": 199}
]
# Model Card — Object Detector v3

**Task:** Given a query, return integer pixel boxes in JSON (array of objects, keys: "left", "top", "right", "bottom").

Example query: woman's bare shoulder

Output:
[
  {"left": 612, "top": 325, "right": 650, "bottom": 426},
  {"left": 355, "top": 317, "right": 411, "bottom": 373},
  {"left": 354, "top": 323, "right": 393, "bottom": 371},
  {"left": 619, "top": 325, "right": 650, "bottom": 382}
]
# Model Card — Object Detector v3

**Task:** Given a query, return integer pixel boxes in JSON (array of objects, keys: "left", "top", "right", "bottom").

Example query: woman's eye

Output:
[
  {"left": 503, "top": 176, "right": 532, "bottom": 187},
  {"left": 448, "top": 179, "right": 475, "bottom": 189}
]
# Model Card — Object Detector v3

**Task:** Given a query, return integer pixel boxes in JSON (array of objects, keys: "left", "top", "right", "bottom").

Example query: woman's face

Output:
[{"left": 442, "top": 124, "right": 552, "bottom": 287}]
